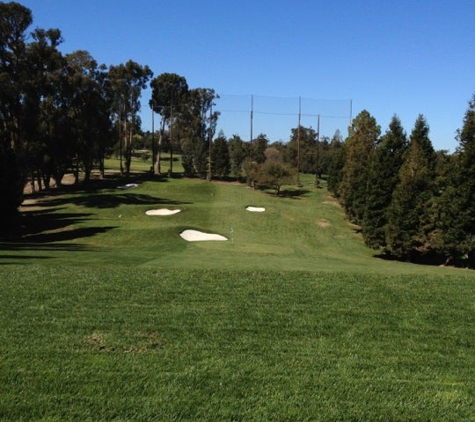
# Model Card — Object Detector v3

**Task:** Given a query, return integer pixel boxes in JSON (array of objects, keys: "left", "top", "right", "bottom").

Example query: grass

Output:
[
  {"left": 1, "top": 267, "right": 474, "bottom": 421},
  {"left": 1, "top": 164, "right": 475, "bottom": 420}
]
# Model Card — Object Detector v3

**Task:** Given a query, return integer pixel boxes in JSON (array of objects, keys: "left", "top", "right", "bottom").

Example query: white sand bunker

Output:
[
  {"left": 246, "top": 206, "right": 266, "bottom": 212},
  {"left": 117, "top": 183, "right": 139, "bottom": 189},
  {"left": 180, "top": 229, "right": 228, "bottom": 242},
  {"left": 145, "top": 208, "right": 181, "bottom": 216}
]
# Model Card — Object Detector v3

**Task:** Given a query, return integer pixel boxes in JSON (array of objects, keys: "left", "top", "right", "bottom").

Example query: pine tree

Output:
[
  {"left": 385, "top": 115, "right": 437, "bottom": 260},
  {"left": 211, "top": 132, "right": 230, "bottom": 179},
  {"left": 435, "top": 94, "right": 475, "bottom": 266},
  {"left": 326, "top": 132, "right": 345, "bottom": 196},
  {"left": 339, "top": 110, "right": 380, "bottom": 224},
  {"left": 362, "top": 115, "right": 408, "bottom": 249}
]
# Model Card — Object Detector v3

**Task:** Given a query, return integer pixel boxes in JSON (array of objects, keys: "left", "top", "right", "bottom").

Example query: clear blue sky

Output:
[{"left": 19, "top": 0, "right": 474, "bottom": 151}]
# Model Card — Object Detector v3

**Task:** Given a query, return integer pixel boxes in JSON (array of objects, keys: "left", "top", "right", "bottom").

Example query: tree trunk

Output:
[{"left": 154, "top": 120, "right": 166, "bottom": 175}]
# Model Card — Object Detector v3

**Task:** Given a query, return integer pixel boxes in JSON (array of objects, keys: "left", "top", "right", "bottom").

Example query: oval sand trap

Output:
[
  {"left": 117, "top": 183, "right": 139, "bottom": 189},
  {"left": 246, "top": 206, "right": 266, "bottom": 212},
  {"left": 146, "top": 209, "right": 181, "bottom": 216},
  {"left": 180, "top": 229, "right": 227, "bottom": 242}
]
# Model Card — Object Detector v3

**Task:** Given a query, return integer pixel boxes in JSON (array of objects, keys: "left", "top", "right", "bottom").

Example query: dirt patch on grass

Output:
[{"left": 316, "top": 219, "right": 331, "bottom": 228}]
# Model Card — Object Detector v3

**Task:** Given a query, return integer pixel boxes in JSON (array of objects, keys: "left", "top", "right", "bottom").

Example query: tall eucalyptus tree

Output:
[
  {"left": 150, "top": 73, "right": 189, "bottom": 175},
  {"left": 108, "top": 60, "right": 152, "bottom": 176}
]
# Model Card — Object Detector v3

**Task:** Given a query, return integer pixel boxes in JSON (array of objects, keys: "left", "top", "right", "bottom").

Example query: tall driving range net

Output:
[{"left": 215, "top": 94, "right": 352, "bottom": 142}]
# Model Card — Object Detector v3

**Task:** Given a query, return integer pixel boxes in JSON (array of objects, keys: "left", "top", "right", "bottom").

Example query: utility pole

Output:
[
  {"left": 316, "top": 114, "right": 320, "bottom": 187},
  {"left": 349, "top": 99, "right": 353, "bottom": 133}
]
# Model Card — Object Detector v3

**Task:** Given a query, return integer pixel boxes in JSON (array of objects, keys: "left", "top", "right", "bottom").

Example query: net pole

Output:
[
  {"left": 297, "top": 96, "right": 301, "bottom": 186},
  {"left": 250, "top": 94, "right": 254, "bottom": 157}
]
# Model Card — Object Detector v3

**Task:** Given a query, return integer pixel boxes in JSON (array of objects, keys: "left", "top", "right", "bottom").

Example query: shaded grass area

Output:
[{"left": 1, "top": 266, "right": 474, "bottom": 421}]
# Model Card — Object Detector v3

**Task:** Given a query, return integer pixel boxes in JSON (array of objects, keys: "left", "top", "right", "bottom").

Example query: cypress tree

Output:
[
  {"left": 211, "top": 132, "right": 230, "bottom": 179},
  {"left": 326, "top": 132, "right": 345, "bottom": 196},
  {"left": 339, "top": 110, "right": 380, "bottom": 224},
  {"left": 385, "top": 115, "right": 437, "bottom": 260},
  {"left": 435, "top": 94, "right": 475, "bottom": 266},
  {"left": 362, "top": 115, "right": 408, "bottom": 249}
]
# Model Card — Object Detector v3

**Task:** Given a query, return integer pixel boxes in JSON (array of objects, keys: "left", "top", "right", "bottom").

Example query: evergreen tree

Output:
[
  {"left": 434, "top": 94, "right": 475, "bottom": 266},
  {"left": 326, "top": 131, "right": 345, "bottom": 196},
  {"left": 284, "top": 125, "right": 318, "bottom": 174},
  {"left": 250, "top": 134, "right": 268, "bottom": 164},
  {"left": 228, "top": 134, "right": 248, "bottom": 178},
  {"left": 211, "top": 132, "right": 230, "bottom": 179},
  {"left": 386, "top": 115, "right": 437, "bottom": 260},
  {"left": 362, "top": 115, "right": 407, "bottom": 249},
  {"left": 339, "top": 110, "right": 380, "bottom": 224}
]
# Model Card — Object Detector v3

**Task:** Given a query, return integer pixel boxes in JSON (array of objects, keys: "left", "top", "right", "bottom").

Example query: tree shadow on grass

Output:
[
  {"left": 22, "top": 173, "right": 190, "bottom": 210},
  {"left": 261, "top": 188, "right": 311, "bottom": 199},
  {"left": 0, "top": 208, "right": 115, "bottom": 264},
  {"left": 43, "top": 192, "right": 189, "bottom": 210},
  {"left": 2, "top": 173, "right": 189, "bottom": 264}
]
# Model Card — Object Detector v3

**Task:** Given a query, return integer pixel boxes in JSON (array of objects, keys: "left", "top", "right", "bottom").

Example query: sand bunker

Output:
[
  {"left": 117, "top": 183, "right": 139, "bottom": 189},
  {"left": 180, "top": 229, "right": 227, "bottom": 242},
  {"left": 246, "top": 206, "right": 266, "bottom": 212},
  {"left": 145, "top": 209, "right": 181, "bottom": 216}
]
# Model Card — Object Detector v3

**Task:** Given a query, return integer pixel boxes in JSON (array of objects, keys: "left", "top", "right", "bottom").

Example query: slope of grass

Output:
[{"left": 1, "top": 171, "right": 475, "bottom": 420}]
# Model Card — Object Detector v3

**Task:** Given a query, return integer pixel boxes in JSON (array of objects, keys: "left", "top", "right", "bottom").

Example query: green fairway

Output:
[
  {"left": 0, "top": 172, "right": 460, "bottom": 274},
  {"left": 1, "top": 172, "right": 474, "bottom": 421}
]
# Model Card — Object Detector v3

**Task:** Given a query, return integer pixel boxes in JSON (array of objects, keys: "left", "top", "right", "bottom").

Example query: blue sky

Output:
[{"left": 19, "top": 0, "right": 474, "bottom": 151}]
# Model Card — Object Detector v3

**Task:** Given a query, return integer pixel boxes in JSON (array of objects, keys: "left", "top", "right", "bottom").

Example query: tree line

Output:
[
  {"left": 2, "top": 2, "right": 475, "bottom": 270},
  {"left": 0, "top": 2, "right": 219, "bottom": 235},
  {"left": 0, "top": 1, "right": 341, "bottom": 227},
  {"left": 327, "top": 97, "right": 475, "bottom": 268}
]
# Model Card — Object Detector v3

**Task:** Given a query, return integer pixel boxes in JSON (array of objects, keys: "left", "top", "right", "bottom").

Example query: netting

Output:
[{"left": 215, "top": 94, "right": 352, "bottom": 142}]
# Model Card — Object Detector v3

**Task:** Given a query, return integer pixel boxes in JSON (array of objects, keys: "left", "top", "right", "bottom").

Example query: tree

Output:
[
  {"left": 257, "top": 147, "right": 294, "bottom": 195},
  {"left": 108, "top": 60, "right": 153, "bottom": 176},
  {"left": 0, "top": 138, "right": 23, "bottom": 238},
  {"left": 227, "top": 134, "right": 248, "bottom": 179},
  {"left": 178, "top": 88, "right": 219, "bottom": 178},
  {"left": 150, "top": 73, "right": 188, "bottom": 175},
  {"left": 242, "top": 157, "right": 260, "bottom": 188},
  {"left": 210, "top": 131, "right": 230, "bottom": 179},
  {"left": 339, "top": 110, "right": 380, "bottom": 224},
  {"left": 0, "top": 1, "right": 33, "bottom": 235},
  {"left": 326, "top": 130, "right": 345, "bottom": 195},
  {"left": 385, "top": 115, "right": 437, "bottom": 260},
  {"left": 362, "top": 115, "right": 408, "bottom": 249},
  {"left": 64, "top": 50, "right": 112, "bottom": 183},
  {"left": 284, "top": 125, "right": 318, "bottom": 174},
  {"left": 316, "top": 135, "right": 331, "bottom": 178},
  {"left": 250, "top": 133, "right": 268, "bottom": 164},
  {"left": 434, "top": 94, "right": 475, "bottom": 266}
]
